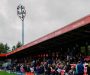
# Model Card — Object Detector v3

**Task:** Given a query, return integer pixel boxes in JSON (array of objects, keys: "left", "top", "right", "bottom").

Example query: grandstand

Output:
[{"left": 0, "top": 15, "right": 90, "bottom": 61}]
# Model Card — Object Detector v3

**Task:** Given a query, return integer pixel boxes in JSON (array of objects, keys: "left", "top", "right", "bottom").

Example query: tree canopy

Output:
[
  {"left": 0, "top": 43, "right": 10, "bottom": 53},
  {"left": 12, "top": 41, "right": 22, "bottom": 50},
  {"left": 0, "top": 41, "right": 22, "bottom": 53}
]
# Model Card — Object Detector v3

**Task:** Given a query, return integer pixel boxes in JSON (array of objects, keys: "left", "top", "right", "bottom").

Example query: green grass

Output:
[{"left": 0, "top": 71, "right": 16, "bottom": 75}]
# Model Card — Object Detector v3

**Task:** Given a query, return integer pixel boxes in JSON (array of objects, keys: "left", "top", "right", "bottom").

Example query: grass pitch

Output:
[{"left": 0, "top": 71, "right": 16, "bottom": 75}]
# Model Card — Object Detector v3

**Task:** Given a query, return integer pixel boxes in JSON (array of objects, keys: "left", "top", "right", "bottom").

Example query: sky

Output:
[{"left": 0, "top": 0, "right": 90, "bottom": 48}]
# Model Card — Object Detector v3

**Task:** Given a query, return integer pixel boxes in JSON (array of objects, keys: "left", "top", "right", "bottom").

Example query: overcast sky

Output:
[{"left": 0, "top": 0, "right": 90, "bottom": 48}]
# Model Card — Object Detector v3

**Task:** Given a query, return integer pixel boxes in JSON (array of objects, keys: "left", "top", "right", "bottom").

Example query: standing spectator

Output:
[
  {"left": 16, "top": 64, "right": 20, "bottom": 72},
  {"left": 46, "top": 64, "right": 51, "bottom": 75},
  {"left": 76, "top": 61, "right": 84, "bottom": 75},
  {"left": 65, "top": 62, "right": 71, "bottom": 75},
  {"left": 20, "top": 65, "right": 25, "bottom": 75},
  {"left": 87, "top": 61, "right": 90, "bottom": 75}
]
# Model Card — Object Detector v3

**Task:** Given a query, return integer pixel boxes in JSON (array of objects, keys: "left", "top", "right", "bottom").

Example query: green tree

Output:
[
  {"left": 12, "top": 46, "right": 16, "bottom": 51},
  {"left": 12, "top": 41, "right": 22, "bottom": 50},
  {"left": 16, "top": 41, "right": 22, "bottom": 48},
  {"left": 0, "top": 43, "right": 10, "bottom": 53}
]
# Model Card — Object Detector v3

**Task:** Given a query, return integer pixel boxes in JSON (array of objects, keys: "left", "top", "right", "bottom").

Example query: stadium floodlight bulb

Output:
[{"left": 17, "top": 4, "right": 26, "bottom": 21}]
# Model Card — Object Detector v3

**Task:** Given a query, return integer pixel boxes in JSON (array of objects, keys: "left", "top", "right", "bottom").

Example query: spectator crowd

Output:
[{"left": 2, "top": 54, "right": 90, "bottom": 75}]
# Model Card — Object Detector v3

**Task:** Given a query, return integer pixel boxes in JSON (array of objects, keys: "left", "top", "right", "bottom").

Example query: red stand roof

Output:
[
  {"left": 0, "top": 54, "right": 7, "bottom": 57},
  {"left": 1, "top": 15, "right": 90, "bottom": 57}
]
